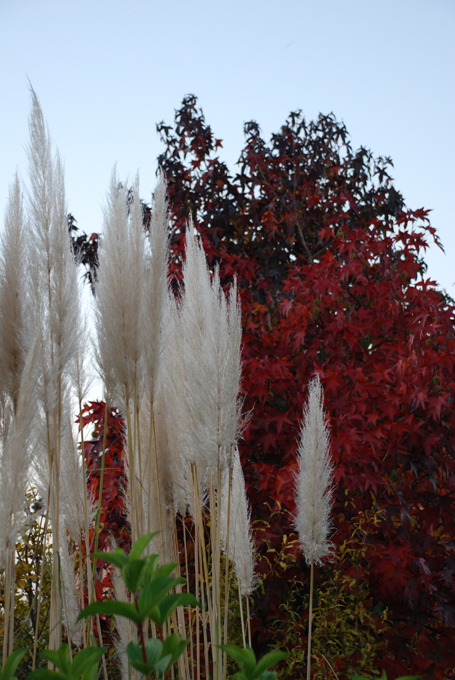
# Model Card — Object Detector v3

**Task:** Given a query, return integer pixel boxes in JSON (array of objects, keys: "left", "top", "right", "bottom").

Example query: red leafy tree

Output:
[{"left": 75, "top": 96, "right": 455, "bottom": 677}]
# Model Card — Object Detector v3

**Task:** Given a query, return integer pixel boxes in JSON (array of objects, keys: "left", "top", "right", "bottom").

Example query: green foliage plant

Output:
[
  {"left": 0, "top": 650, "right": 28, "bottom": 680},
  {"left": 0, "top": 489, "right": 52, "bottom": 679},
  {"left": 0, "top": 532, "right": 287, "bottom": 680},
  {"left": 77, "top": 532, "right": 199, "bottom": 678},
  {"left": 219, "top": 645, "right": 288, "bottom": 680},
  {"left": 28, "top": 645, "right": 106, "bottom": 680},
  {"left": 268, "top": 505, "right": 390, "bottom": 679},
  {"left": 309, "top": 520, "right": 389, "bottom": 678}
]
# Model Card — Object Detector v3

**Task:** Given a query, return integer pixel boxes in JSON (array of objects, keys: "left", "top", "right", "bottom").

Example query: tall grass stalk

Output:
[
  {"left": 71, "top": 319, "right": 97, "bottom": 645},
  {"left": 160, "top": 224, "right": 246, "bottom": 678},
  {"left": 25, "top": 87, "right": 82, "bottom": 653},
  {"left": 95, "top": 172, "right": 146, "bottom": 545},
  {"left": 294, "top": 374, "right": 335, "bottom": 680},
  {"left": 220, "top": 446, "right": 256, "bottom": 650},
  {"left": 0, "top": 173, "right": 30, "bottom": 662}
]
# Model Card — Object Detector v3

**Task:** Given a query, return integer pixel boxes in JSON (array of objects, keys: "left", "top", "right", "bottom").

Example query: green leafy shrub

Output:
[
  {"left": 220, "top": 645, "right": 288, "bottom": 680},
  {"left": 0, "top": 489, "right": 52, "bottom": 679},
  {"left": 269, "top": 506, "right": 391, "bottom": 679}
]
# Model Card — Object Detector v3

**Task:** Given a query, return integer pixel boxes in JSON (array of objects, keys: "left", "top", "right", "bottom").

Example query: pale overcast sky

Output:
[{"left": 1, "top": 0, "right": 454, "bottom": 294}]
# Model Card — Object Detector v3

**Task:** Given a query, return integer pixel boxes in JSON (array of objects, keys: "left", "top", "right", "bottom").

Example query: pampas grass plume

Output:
[
  {"left": 95, "top": 171, "right": 145, "bottom": 406},
  {"left": 143, "top": 170, "right": 169, "bottom": 403},
  {"left": 0, "top": 173, "right": 26, "bottom": 412},
  {"left": 221, "top": 447, "right": 256, "bottom": 596},
  {"left": 294, "top": 374, "right": 334, "bottom": 565},
  {"left": 180, "top": 225, "right": 243, "bottom": 480}
]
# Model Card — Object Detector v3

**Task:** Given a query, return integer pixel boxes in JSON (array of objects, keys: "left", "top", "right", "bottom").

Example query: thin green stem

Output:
[{"left": 307, "top": 561, "right": 314, "bottom": 680}]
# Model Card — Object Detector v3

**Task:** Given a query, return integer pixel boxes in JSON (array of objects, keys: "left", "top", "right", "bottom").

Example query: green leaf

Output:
[
  {"left": 39, "top": 646, "right": 70, "bottom": 674},
  {"left": 142, "top": 553, "right": 160, "bottom": 580},
  {"left": 219, "top": 645, "right": 257, "bottom": 676},
  {"left": 77, "top": 600, "right": 141, "bottom": 624},
  {"left": 138, "top": 575, "right": 182, "bottom": 618},
  {"left": 149, "top": 592, "right": 199, "bottom": 626},
  {"left": 153, "top": 562, "right": 180, "bottom": 580},
  {"left": 254, "top": 651, "right": 289, "bottom": 677},
  {"left": 0, "top": 649, "right": 28, "bottom": 680},
  {"left": 161, "top": 633, "right": 189, "bottom": 667},
  {"left": 91, "top": 548, "right": 127, "bottom": 570},
  {"left": 27, "top": 671, "right": 67, "bottom": 680},
  {"left": 219, "top": 645, "right": 288, "bottom": 680},
  {"left": 147, "top": 592, "right": 183, "bottom": 626},
  {"left": 126, "top": 654, "right": 150, "bottom": 676},
  {"left": 127, "top": 640, "right": 168, "bottom": 676},
  {"left": 129, "top": 532, "right": 159, "bottom": 560},
  {"left": 80, "top": 663, "right": 101, "bottom": 680},
  {"left": 153, "top": 654, "right": 173, "bottom": 678},
  {"left": 126, "top": 641, "right": 147, "bottom": 665},
  {"left": 144, "top": 638, "right": 164, "bottom": 666},
  {"left": 122, "top": 558, "right": 147, "bottom": 594},
  {"left": 127, "top": 641, "right": 152, "bottom": 675},
  {"left": 69, "top": 647, "right": 106, "bottom": 679},
  {"left": 126, "top": 635, "right": 186, "bottom": 679}
]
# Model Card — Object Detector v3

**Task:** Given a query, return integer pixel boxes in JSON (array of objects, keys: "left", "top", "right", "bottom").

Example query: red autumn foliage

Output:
[
  {"left": 77, "top": 401, "right": 130, "bottom": 601},
  {"left": 74, "top": 96, "right": 455, "bottom": 677}
]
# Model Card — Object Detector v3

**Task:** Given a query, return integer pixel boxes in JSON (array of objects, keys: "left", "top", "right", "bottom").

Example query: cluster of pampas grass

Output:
[
  {"left": 95, "top": 194, "right": 251, "bottom": 677},
  {"left": 26, "top": 87, "right": 89, "bottom": 656},
  {"left": 0, "top": 175, "right": 34, "bottom": 661},
  {"left": 0, "top": 87, "right": 97, "bottom": 664},
  {"left": 1, "top": 87, "right": 337, "bottom": 680}
]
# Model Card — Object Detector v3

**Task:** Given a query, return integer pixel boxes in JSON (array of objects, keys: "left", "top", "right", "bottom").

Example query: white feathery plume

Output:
[
  {"left": 294, "top": 375, "right": 335, "bottom": 680},
  {"left": 220, "top": 447, "right": 256, "bottom": 596},
  {"left": 142, "top": 170, "right": 169, "bottom": 403},
  {"left": 179, "top": 225, "right": 243, "bottom": 482},
  {"left": 0, "top": 173, "right": 26, "bottom": 415},
  {"left": 137, "top": 396, "right": 177, "bottom": 564},
  {"left": 70, "top": 287, "right": 93, "bottom": 404},
  {"left": 294, "top": 374, "right": 334, "bottom": 565},
  {"left": 59, "top": 516, "right": 83, "bottom": 647},
  {"left": 95, "top": 172, "right": 148, "bottom": 543},
  {"left": 0, "top": 174, "right": 36, "bottom": 569},
  {"left": 60, "top": 415, "right": 96, "bottom": 541},
  {"left": 0, "top": 429, "right": 26, "bottom": 569},
  {"left": 0, "top": 368, "right": 36, "bottom": 568},
  {"left": 153, "top": 365, "right": 187, "bottom": 518},
  {"left": 25, "top": 86, "right": 82, "bottom": 650},
  {"left": 159, "top": 293, "right": 193, "bottom": 515},
  {"left": 25, "top": 91, "right": 79, "bottom": 415},
  {"left": 95, "top": 171, "right": 146, "bottom": 409},
  {"left": 29, "top": 414, "right": 52, "bottom": 509},
  {"left": 25, "top": 86, "right": 79, "bottom": 426},
  {"left": 0, "top": 340, "right": 36, "bottom": 659}
]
